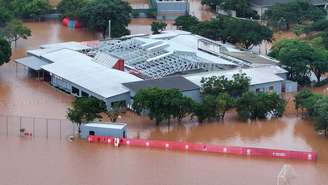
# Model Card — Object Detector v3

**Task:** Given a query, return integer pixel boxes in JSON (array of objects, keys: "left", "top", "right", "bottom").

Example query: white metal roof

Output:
[
  {"left": 15, "top": 56, "right": 50, "bottom": 71},
  {"left": 40, "top": 41, "right": 91, "bottom": 51},
  {"left": 84, "top": 123, "right": 127, "bottom": 129},
  {"left": 27, "top": 48, "right": 63, "bottom": 57},
  {"left": 184, "top": 66, "right": 284, "bottom": 86},
  {"left": 41, "top": 49, "right": 142, "bottom": 98}
]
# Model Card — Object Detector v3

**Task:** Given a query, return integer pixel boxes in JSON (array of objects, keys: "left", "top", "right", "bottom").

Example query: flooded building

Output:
[
  {"left": 154, "top": 0, "right": 189, "bottom": 20},
  {"left": 123, "top": 75, "right": 202, "bottom": 103},
  {"left": 16, "top": 31, "right": 296, "bottom": 109}
]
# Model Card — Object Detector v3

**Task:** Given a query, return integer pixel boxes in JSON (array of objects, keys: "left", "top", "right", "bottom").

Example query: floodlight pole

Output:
[{"left": 108, "top": 20, "right": 111, "bottom": 39}]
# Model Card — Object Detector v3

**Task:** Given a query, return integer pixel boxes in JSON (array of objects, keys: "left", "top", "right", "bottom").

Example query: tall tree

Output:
[
  {"left": 201, "top": 73, "right": 250, "bottom": 97},
  {"left": 174, "top": 15, "right": 199, "bottom": 32},
  {"left": 0, "top": 38, "right": 11, "bottom": 65},
  {"left": 67, "top": 97, "right": 107, "bottom": 133},
  {"left": 215, "top": 93, "right": 235, "bottom": 120},
  {"left": 57, "top": 0, "right": 88, "bottom": 19},
  {"left": 264, "top": 0, "right": 326, "bottom": 30},
  {"left": 236, "top": 92, "right": 286, "bottom": 120},
  {"left": 270, "top": 39, "right": 328, "bottom": 84},
  {"left": 313, "top": 97, "right": 328, "bottom": 136},
  {"left": 269, "top": 39, "right": 312, "bottom": 85},
  {"left": 1, "top": 19, "right": 31, "bottom": 47},
  {"left": 151, "top": 21, "right": 167, "bottom": 34},
  {"left": 191, "top": 17, "right": 272, "bottom": 49},
  {"left": 78, "top": 0, "right": 132, "bottom": 38}
]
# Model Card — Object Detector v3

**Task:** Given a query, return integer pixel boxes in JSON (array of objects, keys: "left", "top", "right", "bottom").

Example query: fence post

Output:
[
  {"left": 59, "top": 120, "right": 62, "bottom": 140},
  {"left": 19, "top": 116, "right": 22, "bottom": 137},
  {"left": 33, "top": 118, "right": 35, "bottom": 138},
  {"left": 6, "top": 116, "right": 8, "bottom": 136},
  {"left": 46, "top": 119, "right": 48, "bottom": 139}
]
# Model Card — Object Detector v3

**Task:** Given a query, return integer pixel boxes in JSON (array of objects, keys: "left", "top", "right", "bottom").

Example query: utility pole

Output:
[{"left": 108, "top": 20, "right": 111, "bottom": 39}]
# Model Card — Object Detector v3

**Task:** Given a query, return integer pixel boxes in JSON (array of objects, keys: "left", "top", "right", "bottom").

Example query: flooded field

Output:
[{"left": 0, "top": 19, "right": 327, "bottom": 185}]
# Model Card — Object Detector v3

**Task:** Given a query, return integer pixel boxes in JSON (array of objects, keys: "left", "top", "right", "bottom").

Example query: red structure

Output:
[
  {"left": 113, "top": 59, "right": 124, "bottom": 71},
  {"left": 87, "top": 136, "right": 318, "bottom": 161},
  {"left": 62, "top": 17, "right": 82, "bottom": 29}
]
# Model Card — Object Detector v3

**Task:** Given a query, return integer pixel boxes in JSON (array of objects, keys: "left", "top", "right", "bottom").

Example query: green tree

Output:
[
  {"left": 171, "top": 95, "right": 194, "bottom": 123},
  {"left": 57, "top": 0, "right": 88, "bottom": 19},
  {"left": 78, "top": 0, "right": 132, "bottom": 38},
  {"left": 215, "top": 93, "right": 235, "bottom": 120},
  {"left": 191, "top": 17, "right": 272, "bottom": 49},
  {"left": 67, "top": 97, "right": 107, "bottom": 133},
  {"left": 264, "top": 0, "right": 326, "bottom": 30},
  {"left": 0, "top": 19, "right": 31, "bottom": 47},
  {"left": 0, "top": 38, "right": 11, "bottom": 65},
  {"left": 192, "top": 95, "right": 217, "bottom": 122},
  {"left": 10, "top": 0, "right": 52, "bottom": 20},
  {"left": 236, "top": 92, "right": 286, "bottom": 120},
  {"left": 310, "top": 48, "right": 328, "bottom": 82},
  {"left": 269, "top": 39, "right": 312, "bottom": 85},
  {"left": 151, "top": 21, "right": 167, "bottom": 34},
  {"left": 270, "top": 39, "right": 328, "bottom": 84},
  {"left": 132, "top": 88, "right": 194, "bottom": 125},
  {"left": 313, "top": 96, "right": 328, "bottom": 136},
  {"left": 295, "top": 89, "right": 322, "bottom": 117},
  {"left": 201, "top": 73, "right": 250, "bottom": 97},
  {"left": 0, "top": 7, "right": 12, "bottom": 27},
  {"left": 174, "top": 15, "right": 199, "bottom": 32},
  {"left": 223, "top": 18, "right": 272, "bottom": 49}
]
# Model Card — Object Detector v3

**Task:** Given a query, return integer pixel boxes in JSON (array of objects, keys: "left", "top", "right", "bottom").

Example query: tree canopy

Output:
[
  {"left": 151, "top": 21, "right": 167, "bottom": 34},
  {"left": 57, "top": 0, "right": 88, "bottom": 19},
  {"left": 132, "top": 88, "right": 194, "bottom": 125},
  {"left": 0, "top": 19, "right": 31, "bottom": 47},
  {"left": 0, "top": 0, "right": 32, "bottom": 46},
  {"left": 295, "top": 89, "right": 328, "bottom": 136},
  {"left": 201, "top": 0, "right": 258, "bottom": 19},
  {"left": 67, "top": 97, "right": 107, "bottom": 132},
  {"left": 269, "top": 39, "right": 328, "bottom": 84},
  {"left": 0, "top": 38, "right": 11, "bottom": 65},
  {"left": 264, "top": 0, "right": 326, "bottom": 30},
  {"left": 236, "top": 92, "right": 286, "bottom": 120},
  {"left": 181, "top": 16, "right": 272, "bottom": 49},
  {"left": 174, "top": 15, "right": 199, "bottom": 32},
  {"left": 78, "top": 0, "right": 132, "bottom": 38},
  {"left": 201, "top": 73, "right": 250, "bottom": 97}
]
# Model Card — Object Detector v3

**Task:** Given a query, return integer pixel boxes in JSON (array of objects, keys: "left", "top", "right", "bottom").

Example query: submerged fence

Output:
[{"left": 0, "top": 115, "right": 77, "bottom": 139}]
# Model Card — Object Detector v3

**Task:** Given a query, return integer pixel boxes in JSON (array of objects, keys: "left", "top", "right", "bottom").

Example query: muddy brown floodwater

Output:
[{"left": 0, "top": 19, "right": 328, "bottom": 185}]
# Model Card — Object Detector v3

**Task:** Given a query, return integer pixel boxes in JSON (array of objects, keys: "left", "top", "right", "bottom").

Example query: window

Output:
[
  {"left": 72, "top": 86, "right": 80, "bottom": 96},
  {"left": 269, "top": 86, "right": 274, "bottom": 93},
  {"left": 256, "top": 88, "right": 260, "bottom": 93},
  {"left": 81, "top": 91, "right": 89, "bottom": 97}
]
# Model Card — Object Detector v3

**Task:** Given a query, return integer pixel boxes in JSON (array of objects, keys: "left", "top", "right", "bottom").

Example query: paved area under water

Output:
[{"left": 0, "top": 19, "right": 327, "bottom": 185}]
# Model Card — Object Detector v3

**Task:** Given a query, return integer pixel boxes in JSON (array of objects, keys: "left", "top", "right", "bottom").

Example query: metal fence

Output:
[{"left": 0, "top": 115, "right": 77, "bottom": 139}]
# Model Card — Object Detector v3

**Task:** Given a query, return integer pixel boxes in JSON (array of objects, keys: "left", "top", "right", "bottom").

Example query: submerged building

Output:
[{"left": 16, "top": 31, "right": 296, "bottom": 109}]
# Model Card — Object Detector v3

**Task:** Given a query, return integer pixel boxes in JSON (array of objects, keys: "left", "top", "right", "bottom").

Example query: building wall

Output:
[
  {"left": 249, "top": 81, "right": 282, "bottom": 94},
  {"left": 156, "top": 0, "right": 188, "bottom": 20},
  {"left": 277, "top": 73, "right": 288, "bottom": 80},
  {"left": 80, "top": 125, "right": 127, "bottom": 139},
  {"left": 182, "top": 89, "right": 202, "bottom": 103},
  {"left": 104, "top": 92, "right": 131, "bottom": 109},
  {"left": 50, "top": 74, "right": 130, "bottom": 109}
]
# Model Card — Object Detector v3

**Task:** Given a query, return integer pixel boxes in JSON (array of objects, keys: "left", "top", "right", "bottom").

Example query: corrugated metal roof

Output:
[
  {"left": 41, "top": 49, "right": 142, "bottom": 98},
  {"left": 123, "top": 75, "right": 200, "bottom": 92},
  {"left": 184, "top": 66, "right": 284, "bottom": 86},
  {"left": 15, "top": 56, "right": 51, "bottom": 71},
  {"left": 40, "top": 41, "right": 91, "bottom": 51}
]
